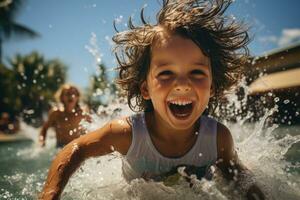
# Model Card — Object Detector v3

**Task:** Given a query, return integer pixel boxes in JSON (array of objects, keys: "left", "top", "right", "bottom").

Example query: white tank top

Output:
[{"left": 122, "top": 112, "right": 218, "bottom": 181}]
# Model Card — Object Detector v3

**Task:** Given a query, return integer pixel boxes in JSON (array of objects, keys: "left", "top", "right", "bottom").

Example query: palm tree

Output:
[{"left": 0, "top": 0, "right": 39, "bottom": 63}]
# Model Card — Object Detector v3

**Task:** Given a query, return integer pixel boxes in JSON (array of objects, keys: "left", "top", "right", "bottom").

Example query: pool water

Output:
[{"left": 1, "top": 105, "right": 300, "bottom": 199}]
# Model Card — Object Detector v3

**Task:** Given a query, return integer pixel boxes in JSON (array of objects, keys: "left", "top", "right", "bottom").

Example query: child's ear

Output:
[{"left": 140, "top": 81, "right": 151, "bottom": 100}]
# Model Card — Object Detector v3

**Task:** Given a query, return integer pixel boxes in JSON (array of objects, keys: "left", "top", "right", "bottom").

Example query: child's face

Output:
[
  {"left": 141, "top": 33, "right": 212, "bottom": 130},
  {"left": 61, "top": 87, "right": 79, "bottom": 107}
]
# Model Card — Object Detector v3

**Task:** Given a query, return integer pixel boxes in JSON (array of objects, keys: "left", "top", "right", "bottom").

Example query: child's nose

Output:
[{"left": 174, "top": 77, "right": 191, "bottom": 92}]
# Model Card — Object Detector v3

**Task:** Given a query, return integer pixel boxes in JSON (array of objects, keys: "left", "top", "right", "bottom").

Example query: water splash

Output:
[
  {"left": 85, "top": 32, "right": 103, "bottom": 67},
  {"left": 1, "top": 96, "right": 299, "bottom": 199}
]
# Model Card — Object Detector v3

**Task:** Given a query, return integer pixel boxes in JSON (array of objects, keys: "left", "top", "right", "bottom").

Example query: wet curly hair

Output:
[{"left": 113, "top": 0, "right": 250, "bottom": 112}]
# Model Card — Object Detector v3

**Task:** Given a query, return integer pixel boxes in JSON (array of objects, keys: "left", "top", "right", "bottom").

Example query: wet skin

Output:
[{"left": 39, "top": 88, "right": 89, "bottom": 147}]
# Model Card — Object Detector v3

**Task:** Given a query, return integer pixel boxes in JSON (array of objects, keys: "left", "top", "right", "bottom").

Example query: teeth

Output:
[{"left": 169, "top": 100, "right": 192, "bottom": 106}]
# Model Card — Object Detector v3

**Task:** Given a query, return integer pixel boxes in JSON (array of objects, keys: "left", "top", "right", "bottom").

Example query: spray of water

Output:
[{"left": 1, "top": 89, "right": 299, "bottom": 199}]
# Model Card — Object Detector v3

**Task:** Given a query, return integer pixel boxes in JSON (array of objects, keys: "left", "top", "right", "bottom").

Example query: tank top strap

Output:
[
  {"left": 127, "top": 112, "right": 147, "bottom": 157},
  {"left": 195, "top": 115, "right": 218, "bottom": 164}
]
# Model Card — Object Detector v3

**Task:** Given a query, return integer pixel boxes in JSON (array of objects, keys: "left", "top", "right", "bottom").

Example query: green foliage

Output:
[
  {"left": 0, "top": 0, "right": 39, "bottom": 62},
  {"left": 85, "top": 63, "right": 119, "bottom": 112},
  {"left": 0, "top": 51, "right": 67, "bottom": 126},
  {"left": 0, "top": 63, "right": 21, "bottom": 116}
]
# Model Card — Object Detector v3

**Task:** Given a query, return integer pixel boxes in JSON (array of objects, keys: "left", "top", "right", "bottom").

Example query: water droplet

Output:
[
  {"left": 283, "top": 99, "right": 290, "bottom": 104},
  {"left": 8, "top": 124, "right": 14, "bottom": 130},
  {"left": 274, "top": 97, "right": 280, "bottom": 102},
  {"left": 210, "top": 165, "right": 216, "bottom": 173},
  {"left": 117, "top": 120, "right": 125, "bottom": 125},
  {"left": 72, "top": 143, "right": 79, "bottom": 153},
  {"left": 110, "top": 145, "right": 115, "bottom": 151}
]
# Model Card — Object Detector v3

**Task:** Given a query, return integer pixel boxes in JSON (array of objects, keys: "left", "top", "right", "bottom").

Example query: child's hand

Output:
[{"left": 246, "top": 184, "right": 265, "bottom": 200}]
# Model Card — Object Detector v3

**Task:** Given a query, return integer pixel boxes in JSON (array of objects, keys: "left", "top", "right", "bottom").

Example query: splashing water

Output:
[{"left": 0, "top": 94, "right": 299, "bottom": 200}]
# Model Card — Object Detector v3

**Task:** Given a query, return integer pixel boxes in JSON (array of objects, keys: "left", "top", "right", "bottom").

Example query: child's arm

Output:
[
  {"left": 216, "top": 123, "right": 266, "bottom": 200},
  {"left": 39, "top": 118, "right": 131, "bottom": 200},
  {"left": 39, "top": 110, "right": 56, "bottom": 147}
]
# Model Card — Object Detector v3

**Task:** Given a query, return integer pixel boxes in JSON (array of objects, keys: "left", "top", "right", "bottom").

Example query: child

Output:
[
  {"left": 39, "top": 84, "right": 90, "bottom": 148},
  {"left": 40, "top": 0, "right": 265, "bottom": 199}
]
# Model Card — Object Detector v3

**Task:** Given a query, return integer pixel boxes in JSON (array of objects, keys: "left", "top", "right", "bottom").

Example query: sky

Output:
[{"left": 4, "top": 0, "right": 300, "bottom": 89}]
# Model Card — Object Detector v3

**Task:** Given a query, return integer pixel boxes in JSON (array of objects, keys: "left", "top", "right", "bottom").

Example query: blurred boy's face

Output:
[
  {"left": 61, "top": 87, "right": 80, "bottom": 109},
  {"left": 141, "top": 32, "right": 212, "bottom": 130}
]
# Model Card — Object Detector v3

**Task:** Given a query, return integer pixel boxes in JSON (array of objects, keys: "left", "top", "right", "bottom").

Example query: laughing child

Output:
[
  {"left": 39, "top": 84, "right": 90, "bottom": 147},
  {"left": 40, "top": 0, "right": 265, "bottom": 199}
]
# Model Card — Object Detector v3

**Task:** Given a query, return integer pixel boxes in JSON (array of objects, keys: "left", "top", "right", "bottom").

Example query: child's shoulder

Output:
[
  {"left": 201, "top": 116, "right": 232, "bottom": 143},
  {"left": 216, "top": 121, "right": 235, "bottom": 158},
  {"left": 47, "top": 107, "right": 62, "bottom": 119},
  {"left": 94, "top": 116, "right": 132, "bottom": 155},
  {"left": 216, "top": 122, "right": 231, "bottom": 138},
  {"left": 74, "top": 116, "right": 133, "bottom": 156},
  {"left": 106, "top": 116, "right": 132, "bottom": 135},
  {"left": 49, "top": 105, "right": 64, "bottom": 114}
]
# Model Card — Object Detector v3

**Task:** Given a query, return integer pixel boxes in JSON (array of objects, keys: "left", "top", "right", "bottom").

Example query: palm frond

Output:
[{"left": 1, "top": 21, "right": 39, "bottom": 40}]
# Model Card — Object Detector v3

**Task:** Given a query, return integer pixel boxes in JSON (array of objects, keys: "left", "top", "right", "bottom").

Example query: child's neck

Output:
[
  {"left": 145, "top": 112, "right": 199, "bottom": 143},
  {"left": 145, "top": 112, "right": 200, "bottom": 158},
  {"left": 64, "top": 104, "right": 80, "bottom": 114}
]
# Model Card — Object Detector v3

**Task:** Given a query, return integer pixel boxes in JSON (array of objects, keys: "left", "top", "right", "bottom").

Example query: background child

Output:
[
  {"left": 40, "top": 0, "right": 265, "bottom": 199},
  {"left": 39, "top": 84, "right": 90, "bottom": 147}
]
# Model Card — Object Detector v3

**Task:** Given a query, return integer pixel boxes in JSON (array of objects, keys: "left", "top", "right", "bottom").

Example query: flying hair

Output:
[{"left": 113, "top": 0, "right": 250, "bottom": 112}]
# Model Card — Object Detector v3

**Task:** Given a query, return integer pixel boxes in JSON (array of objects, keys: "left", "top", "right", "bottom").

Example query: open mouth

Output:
[{"left": 168, "top": 100, "right": 193, "bottom": 119}]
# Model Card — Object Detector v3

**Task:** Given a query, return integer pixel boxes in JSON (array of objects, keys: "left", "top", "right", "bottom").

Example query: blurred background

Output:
[{"left": 0, "top": 0, "right": 300, "bottom": 199}]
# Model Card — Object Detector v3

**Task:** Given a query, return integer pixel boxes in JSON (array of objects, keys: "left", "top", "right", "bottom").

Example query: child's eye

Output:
[
  {"left": 157, "top": 70, "right": 173, "bottom": 79},
  {"left": 191, "top": 69, "right": 205, "bottom": 77}
]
